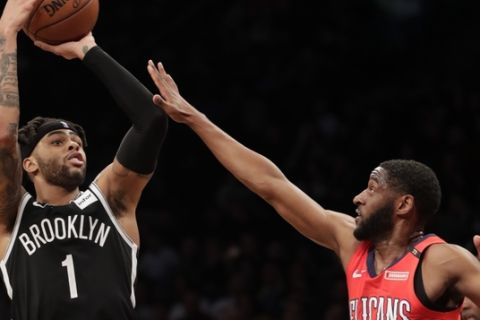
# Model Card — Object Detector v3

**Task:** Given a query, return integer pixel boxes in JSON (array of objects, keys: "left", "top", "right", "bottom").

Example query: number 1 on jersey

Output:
[{"left": 61, "top": 254, "right": 79, "bottom": 299}]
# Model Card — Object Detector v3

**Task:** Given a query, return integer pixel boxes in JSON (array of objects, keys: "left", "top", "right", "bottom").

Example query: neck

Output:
[
  {"left": 373, "top": 229, "right": 424, "bottom": 273},
  {"left": 35, "top": 184, "right": 81, "bottom": 206}
]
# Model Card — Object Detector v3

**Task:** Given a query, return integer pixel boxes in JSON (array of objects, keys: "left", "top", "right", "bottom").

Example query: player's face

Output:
[
  {"left": 462, "top": 297, "right": 480, "bottom": 320},
  {"left": 33, "top": 129, "right": 87, "bottom": 191},
  {"left": 352, "top": 167, "right": 395, "bottom": 241}
]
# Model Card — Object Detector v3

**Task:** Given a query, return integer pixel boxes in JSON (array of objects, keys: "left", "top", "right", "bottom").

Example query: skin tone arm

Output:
[
  {"left": 146, "top": 61, "right": 359, "bottom": 267},
  {"left": 415, "top": 237, "right": 480, "bottom": 309},
  {"left": 0, "top": 0, "right": 40, "bottom": 247},
  {"left": 147, "top": 61, "right": 480, "bottom": 307},
  {"left": 461, "top": 236, "right": 480, "bottom": 320},
  {"left": 34, "top": 36, "right": 153, "bottom": 245}
]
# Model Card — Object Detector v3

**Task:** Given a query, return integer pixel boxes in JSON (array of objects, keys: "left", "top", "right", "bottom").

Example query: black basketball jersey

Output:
[
  {"left": 0, "top": 272, "right": 10, "bottom": 319},
  {"left": 0, "top": 183, "right": 138, "bottom": 320}
]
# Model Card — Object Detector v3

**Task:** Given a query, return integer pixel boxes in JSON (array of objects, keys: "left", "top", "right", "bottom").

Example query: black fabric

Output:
[
  {"left": 413, "top": 247, "right": 458, "bottom": 312},
  {"left": 115, "top": 125, "right": 165, "bottom": 174},
  {"left": 83, "top": 46, "right": 168, "bottom": 174},
  {"left": 4, "top": 187, "right": 137, "bottom": 320},
  {"left": 0, "top": 273, "right": 10, "bottom": 319}
]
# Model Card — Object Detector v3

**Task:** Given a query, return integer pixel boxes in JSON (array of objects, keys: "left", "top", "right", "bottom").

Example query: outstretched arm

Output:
[
  {"left": 0, "top": 0, "right": 37, "bottom": 233},
  {"left": 146, "top": 61, "right": 358, "bottom": 265}
]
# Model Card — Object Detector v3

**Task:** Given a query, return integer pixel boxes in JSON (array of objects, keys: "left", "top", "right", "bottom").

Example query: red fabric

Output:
[{"left": 346, "top": 235, "right": 461, "bottom": 320}]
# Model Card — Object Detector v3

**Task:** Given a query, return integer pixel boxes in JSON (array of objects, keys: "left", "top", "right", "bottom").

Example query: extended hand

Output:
[
  {"left": 147, "top": 60, "right": 198, "bottom": 124},
  {"left": 0, "top": 0, "right": 42, "bottom": 35},
  {"left": 33, "top": 32, "right": 97, "bottom": 60}
]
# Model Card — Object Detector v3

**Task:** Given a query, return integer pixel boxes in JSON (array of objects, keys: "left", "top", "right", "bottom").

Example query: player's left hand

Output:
[{"left": 34, "top": 32, "right": 97, "bottom": 60}]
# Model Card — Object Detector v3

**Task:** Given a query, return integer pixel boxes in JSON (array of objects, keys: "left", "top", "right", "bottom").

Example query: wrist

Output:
[
  {"left": 186, "top": 108, "right": 207, "bottom": 128},
  {"left": 76, "top": 35, "right": 97, "bottom": 60},
  {"left": 77, "top": 42, "right": 96, "bottom": 60},
  {"left": 78, "top": 44, "right": 93, "bottom": 60},
  {"left": 80, "top": 43, "right": 100, "bottom": 61},
  {"left": 0, "top": 24, "right": 19, "bottom": 41}
]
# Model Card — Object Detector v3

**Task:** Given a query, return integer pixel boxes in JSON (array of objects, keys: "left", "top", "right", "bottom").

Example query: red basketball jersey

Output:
[{"left": 346, "top": 234, "right": 461, "bottom": 320}]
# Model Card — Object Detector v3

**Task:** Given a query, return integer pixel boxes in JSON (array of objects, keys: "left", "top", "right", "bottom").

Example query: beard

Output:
[
  {"left": 353, "top": 201, "right": 394, "bottom": 241},
  {"left": 37, "top": 156, "right": 86, "bottom": 192}
]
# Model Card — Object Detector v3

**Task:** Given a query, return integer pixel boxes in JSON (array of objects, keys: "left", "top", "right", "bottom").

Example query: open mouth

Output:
[{"left": 67, "top": 152, "right": 84, "bottom": 167}]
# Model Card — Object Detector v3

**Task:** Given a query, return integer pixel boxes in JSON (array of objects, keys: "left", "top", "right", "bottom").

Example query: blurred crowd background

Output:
[{"left": 13, "top": 0, "right": 480, "bottom": 319}]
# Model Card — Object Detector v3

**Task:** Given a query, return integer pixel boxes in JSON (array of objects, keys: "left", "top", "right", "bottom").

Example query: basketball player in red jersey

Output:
[{"left": 146, "top": 60, "right": 480, "bottom": 319}]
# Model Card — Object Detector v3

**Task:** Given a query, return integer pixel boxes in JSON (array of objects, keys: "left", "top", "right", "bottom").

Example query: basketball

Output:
[{"left": 24, "top": 0, "right": 99, "bottom": 45}]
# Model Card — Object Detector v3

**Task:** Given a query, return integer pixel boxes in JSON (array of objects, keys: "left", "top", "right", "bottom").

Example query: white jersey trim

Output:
[
  {"left": 89, "top": 182, "right": 138, "bottom": 307},
  {"left": 130, "top": 246, "right": 138, "bottom": 307},
  {"left": 0, "top": 193, "right": 32, "bottom": 299}
]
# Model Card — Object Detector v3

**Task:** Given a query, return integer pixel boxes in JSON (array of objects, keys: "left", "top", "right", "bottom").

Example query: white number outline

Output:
[{"left": 61, "top": 254, "right": 78, "bottom": 299}]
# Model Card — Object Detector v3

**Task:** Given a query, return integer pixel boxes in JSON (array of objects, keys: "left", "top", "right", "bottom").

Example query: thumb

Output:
[
  {"left": 152, "top": 94, "right": 165, "bottom": 106},
  {"left": 473, "top": 235, "right": 480, "bottom": 257}
]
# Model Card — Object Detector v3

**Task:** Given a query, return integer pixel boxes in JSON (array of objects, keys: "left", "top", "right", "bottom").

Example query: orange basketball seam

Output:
[
  {"left": 25, "top": 0, "right": 47, "bottom": 35},
  {"left": 32, "top": 0, "right": 98, "bottom": 40}
]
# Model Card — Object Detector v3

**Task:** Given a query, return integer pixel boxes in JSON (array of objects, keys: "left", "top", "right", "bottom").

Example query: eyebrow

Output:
[{"left": 46, "top": 130, "right": 79, "bottom": 138}]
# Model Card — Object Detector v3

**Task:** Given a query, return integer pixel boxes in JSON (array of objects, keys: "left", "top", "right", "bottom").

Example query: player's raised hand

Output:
[
  {"left": 0, "top": 0, "right": 41, "bottom": 35},
  {"left": 147, "top": 60, "right": 200, "bottom": 124}
]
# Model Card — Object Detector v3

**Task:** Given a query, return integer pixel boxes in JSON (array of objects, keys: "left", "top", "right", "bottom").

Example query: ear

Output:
[
  {"left": 395, "top": 194, "right": 414, "bottom": 217},
  {"left": 23, "top": 156, "right": 39, "bottom": 175}
]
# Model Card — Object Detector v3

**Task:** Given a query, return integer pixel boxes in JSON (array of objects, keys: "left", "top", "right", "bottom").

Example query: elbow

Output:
[
  {"left": 151, "top": 108, "right": 169, "bottom": 141},
  {"left": 0, "top": 110, "right": 19, "bottom": 149},
  {"left": 140, "top": 107, "right": 169, "bottom": 137},
  {"left": 249, "top": 174, "right": 286, "bottom": 203}
]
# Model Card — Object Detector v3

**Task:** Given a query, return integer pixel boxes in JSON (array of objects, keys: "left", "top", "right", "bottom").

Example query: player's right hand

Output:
[
  {"left": 147, "top": 60, "right": 199, "bottom": 124},
  {"left": 0, "top": 0, "right": 42, "bottom": 35}
]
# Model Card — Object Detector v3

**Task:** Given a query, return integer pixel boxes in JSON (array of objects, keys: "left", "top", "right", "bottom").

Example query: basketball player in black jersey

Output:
[{"left": 0, "top": 0, "right": 168, "bottom": 319}]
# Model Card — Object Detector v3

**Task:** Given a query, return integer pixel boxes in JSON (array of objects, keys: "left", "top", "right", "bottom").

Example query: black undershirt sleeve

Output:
[{"left": 83, "top": 46, "right": 168, "bottom": 174}]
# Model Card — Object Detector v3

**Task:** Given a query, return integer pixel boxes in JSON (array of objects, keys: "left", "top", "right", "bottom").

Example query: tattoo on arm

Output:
[
  {"left": 82, "top": 45, "right": 91, "bottom": 55},
  {"left": 0, "top": 37, "right": 21, "bottom": 225},
  {"left": 0, "top": 36, "right": 19, "bottom": 108}
]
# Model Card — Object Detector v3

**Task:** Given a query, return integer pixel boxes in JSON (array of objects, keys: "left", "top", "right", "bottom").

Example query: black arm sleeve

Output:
[{"left": 83, "top": 46, "right": 168, "bottom": 174}]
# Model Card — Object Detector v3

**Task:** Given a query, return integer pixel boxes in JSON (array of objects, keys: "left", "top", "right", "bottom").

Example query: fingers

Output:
[
  {"left": 34, "top": 40, "right": 55, "bottom": 53},
  {"left": 154, "top": 62, "right": 179, "bottom": 91},
  {"left": 147, "top": 59, "right": 172, "bottom": 96},
  {"left": 147, "top": 60, "right": 169, "bottom": 81},
  {"left": 473, "top": 235, "right": 480, "bottom": 258},
  {"left": 152, "top": 94, "right": 165, "bottom": 106},
  {"left": 33, "top": 40, "right": 64, "bottom": 57}
]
